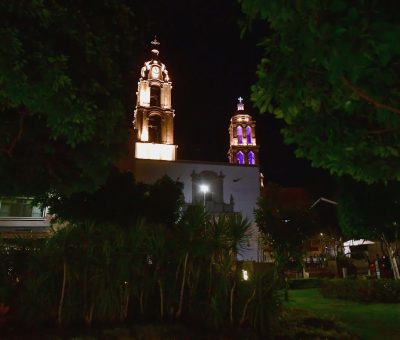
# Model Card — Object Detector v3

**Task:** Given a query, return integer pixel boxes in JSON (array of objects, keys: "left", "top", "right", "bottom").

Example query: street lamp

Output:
[{"left": 199, "top": 184, "right": 209, "bottom": 207}]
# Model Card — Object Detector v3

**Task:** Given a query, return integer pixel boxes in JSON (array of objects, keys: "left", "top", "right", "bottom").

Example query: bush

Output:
[
  {"left": 289, "top": 278, "right": 324, "bottom": 290},
  {"left": 321, "top": 279, "right": 400, "bottom": 303},
  {"left": 276, "top": 310, "right": 355, "bottom": 339}
]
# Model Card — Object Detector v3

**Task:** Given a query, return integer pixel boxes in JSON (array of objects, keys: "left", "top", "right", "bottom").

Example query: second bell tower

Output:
[
  {"left": 228, "top": 98, "right": 259, "bottom": 165},
  {"left": 134, "top": 38, "right": 177, "bottom": 161}
]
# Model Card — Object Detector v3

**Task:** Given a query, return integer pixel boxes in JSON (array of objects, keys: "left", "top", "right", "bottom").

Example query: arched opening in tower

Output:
[
  {"left": 150, "top": 85, "right": 161, "bottom": 107},
  {"left": 148, "top": 114, "right": 162, "bottom": 143},
  {"left": 237, "top": 126, "right": 243, "bottom": 144},
  {"left": 246, "top": 126, "right": 252, "bottom": 144},
  {"left": 237, "top": 151, "right": 244, "bottom": 165},
  {"left": 248, "top": 151, "right": 255, "bottom": 165}
]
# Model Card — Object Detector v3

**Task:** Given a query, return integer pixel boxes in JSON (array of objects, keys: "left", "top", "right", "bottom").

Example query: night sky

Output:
[{"left": 133, "top": 1, "right": 332, "bottom": 190}]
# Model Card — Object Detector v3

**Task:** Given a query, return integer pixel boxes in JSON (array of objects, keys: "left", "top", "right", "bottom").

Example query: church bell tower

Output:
[
  {"left": 228, "top": 97, "right": 259, "bottom": 165},
  {"left": 134, "top": 38, "right": 177, "bottom": 161}
]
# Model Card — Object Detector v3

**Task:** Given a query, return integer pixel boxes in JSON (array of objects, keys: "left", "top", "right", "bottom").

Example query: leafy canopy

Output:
[
  {"left": 241, "top": 0, "right": 400, "bottom": 183},
  {"left": 338, "top": 178, "right": 400, "bottom": 241},
  {"left": 255, "top": 183, "right": 317, "bottom": 270},
  {"left": 42, "top": 170, "right": 184, "bottom": 229},
  {"left": 0, "top": 1, "right": 140, "bottom": 195}
]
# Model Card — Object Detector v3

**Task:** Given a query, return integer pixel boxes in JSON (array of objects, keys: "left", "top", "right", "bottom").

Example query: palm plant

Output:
[
  {"left": 144, "top": 223, "right": 169, "bottom": 320},
  {"left": 7, "top": 237, "right": 57, "bottom": 324},
  {"left": 43, "top": 224, "right": 78, "bottom": 326},
  {"left": 174, "top": 204, "right": 209, "bottom": 319},
  {"left": 207, "top": 216, "right": 229, "bottom": 294},
  {"left": 118, "top": 219, "right": 147, "bottom": 322},
  {"left": 224, "top": 213, "right": 252, "bottom": 325}
]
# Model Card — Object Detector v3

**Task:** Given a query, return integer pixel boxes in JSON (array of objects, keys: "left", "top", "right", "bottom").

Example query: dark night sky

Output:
[{"left": 133, "top": 1, "right": 332, "bottom": 190}]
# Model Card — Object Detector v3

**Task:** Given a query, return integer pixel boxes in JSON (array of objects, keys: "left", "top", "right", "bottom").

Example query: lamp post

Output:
[{"left": 199, "top": 184, "right": 209, "bottom": 207}]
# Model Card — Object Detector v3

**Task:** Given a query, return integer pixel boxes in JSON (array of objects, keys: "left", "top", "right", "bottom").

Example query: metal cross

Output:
[
  {"left": 238, "top": 97, "right": 243, "bottom": 103},
  {"left": 151, "top": 36, "right": 160, "bottom": 46}
]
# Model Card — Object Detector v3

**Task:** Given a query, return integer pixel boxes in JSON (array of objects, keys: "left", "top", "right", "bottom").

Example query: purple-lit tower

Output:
[{"left": 228, "top": 97, "right": 259, "bottom": 166}]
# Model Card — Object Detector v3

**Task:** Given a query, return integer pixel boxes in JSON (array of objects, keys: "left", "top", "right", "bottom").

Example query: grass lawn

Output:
[{"left": 284, "top": 288, "right": 400, "bottom": 340}]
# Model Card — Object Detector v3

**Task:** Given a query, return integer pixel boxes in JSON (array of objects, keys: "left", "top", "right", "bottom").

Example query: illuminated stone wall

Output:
[
  {"left": 133, "top": 159, "right": 261, "bottom": 261},
  {"left": 133, "top": 40, "right": 176, "bottom": 161}
]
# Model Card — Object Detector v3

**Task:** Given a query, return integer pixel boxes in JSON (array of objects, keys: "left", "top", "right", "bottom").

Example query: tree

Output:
[
  {"left": 145, "top": 175, "right": 184, "bottom": 229},
  {"left": 338, "top": 178, "right": 400, "bottom": 279},
  {"left": 41, "top": 169, "right": 148, "bottom": 228},
  {"left": 0, "top": 1, "right": 141, "bottom": 195},
  {"left": 255, "top": 183, "right": 317, "bottom": 299},
  {"left": 224, "top": 214, "right": 251, "bottom": 325},
  {"left": 42, "top": 170, "right": 184, "bottom": 232},
  {"left": 241, "top": 0, "right": 400, "bottom": 183}
]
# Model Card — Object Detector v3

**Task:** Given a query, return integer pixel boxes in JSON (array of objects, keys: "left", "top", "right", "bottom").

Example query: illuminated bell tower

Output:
[
  {"left": 228, "top": 97, "right": 259, "bottom": 165},
  {"left": 134, "top": 38, "right": 177, "bottom": 161}
]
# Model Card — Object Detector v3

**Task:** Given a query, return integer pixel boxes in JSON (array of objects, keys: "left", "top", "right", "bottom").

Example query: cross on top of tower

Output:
[
  {"left": 150, "top": 36, "right": 160, "bottom": 56},
  {"left": 151, "top": 36, "right": 160, "bottom": 46},
  {"left": 237, "top": 97, "right": 244, "bottom": 111}
]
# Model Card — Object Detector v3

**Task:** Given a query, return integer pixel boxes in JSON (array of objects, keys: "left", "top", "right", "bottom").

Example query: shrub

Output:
[
  {"left": 276, "top": 310, "right": 355, "bottom": 339},
  {"left": 289, "top": 278, "right": 324, "bottom": 290},
  {"left": 320, "top": 279, "right": 400, "bottom": 303}
]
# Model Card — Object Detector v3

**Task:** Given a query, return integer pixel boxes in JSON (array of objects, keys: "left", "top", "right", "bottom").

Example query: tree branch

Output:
[
  {"left": 341, "top": 76, "right": 400, "bottom": 115},
  {"left": 0, "top": 107, "right": 29, "bottom": 157}
]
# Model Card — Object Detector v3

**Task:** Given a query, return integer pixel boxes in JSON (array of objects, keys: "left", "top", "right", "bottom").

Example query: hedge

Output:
[
  {"left": 288, "top": 278, "right": 324, "bottom": 290},
  {"left": 320, "top": 279, "right": 400, "bottom": 303}
]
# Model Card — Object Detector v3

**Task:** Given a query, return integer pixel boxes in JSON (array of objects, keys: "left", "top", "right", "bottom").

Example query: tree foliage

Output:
[
  {"left": 241, "top": 0, "right": 400, "bottom": 183},
  {"left": 42, "top": 170, "right": 183, "bottom": 229},
  {"left": 338, "top": 178, "right": 400, "bottom": 241},
  {"left": 337, "top": 178, "right": 400, "bottom": 279},
  {"left": 0, "top": 1, "right": 140, "bottom": 195},
  {"left": 255, "top": 183, "right": 317, "bottom": 273}
]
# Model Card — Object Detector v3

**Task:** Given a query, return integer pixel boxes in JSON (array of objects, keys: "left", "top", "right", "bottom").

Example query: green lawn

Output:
[{"left": 285, "top": 288, "right": 400, "bottom": 340}]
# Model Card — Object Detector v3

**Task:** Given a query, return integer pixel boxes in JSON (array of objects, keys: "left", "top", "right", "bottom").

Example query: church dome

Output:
[{"left": 140, "top": 38, "right": 170, "bottom": 82}]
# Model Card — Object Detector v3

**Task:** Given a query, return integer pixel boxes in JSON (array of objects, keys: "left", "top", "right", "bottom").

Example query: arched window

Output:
[
  {"left": 237, "top": 151, "right": 244, "bottom": 165},
  {"left": 246, "top": 126, "right": 252, "bottom": 144},
  {"left": 237, "top": 126, "right": 243, "bottom": 144},
  {"left": 150, "top": 85, "right": 160, "bottom": 106},
  {"left": 248, "top": 151, "right": 255, "bottom": 165},
  {"left": 148, "top": 114, "right": 161, "bottom": 143}
]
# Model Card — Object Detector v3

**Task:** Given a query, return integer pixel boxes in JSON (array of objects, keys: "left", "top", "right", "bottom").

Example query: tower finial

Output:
[
  {"left": 151, "top": 36, "right": 160, "bottom": 46},
  {"left": 150, "top": 36, "right": 160, "bottom": 56},
  {"left": 237, "top": 97, "right": 244, "bottom": 111}
]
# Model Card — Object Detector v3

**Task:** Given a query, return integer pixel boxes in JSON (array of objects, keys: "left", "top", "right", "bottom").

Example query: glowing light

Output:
[
  {"left": 242, "top": 269, "right": 249, "bottom": 281},
  {"left": 141, "top": 129, "right": 149, "bottom": 142},
  {"left": 199, "top": 184, "right": 209, "bottom": 207},
  {"left": 199, "top": 184, "right": 209, "bottom": 194},
  {"left": 151, "top": 66, "right": 160, "bottom": 78},
  {"left": 237, "top": 97, "right": 244, "bottom": 111},
  {"left": 135, "top": 142, "right": 176, "bottom": 161},
  {"left": 139, "top": 81, "right": 150, "bottom": 106}
]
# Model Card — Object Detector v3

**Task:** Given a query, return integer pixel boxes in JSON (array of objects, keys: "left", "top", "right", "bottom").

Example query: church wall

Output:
[{"left": 133, "top": 158, "right": 261, "bottom": 261}]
